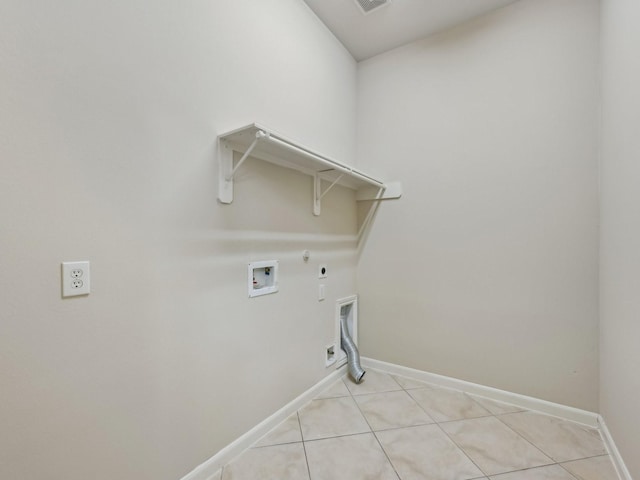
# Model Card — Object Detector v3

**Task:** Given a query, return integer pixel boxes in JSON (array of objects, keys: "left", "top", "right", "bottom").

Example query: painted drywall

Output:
[
  {"left": 600, "top": 0, "right": 640, "bottom": 476},
  {"left": 356, "top": 0, "right": 600, "bottom": 411},
  {"left": 0, "top": 1, "right": 357, "bottom": 479}
]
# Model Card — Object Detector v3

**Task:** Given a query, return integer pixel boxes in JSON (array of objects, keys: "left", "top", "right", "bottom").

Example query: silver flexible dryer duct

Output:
[{"left": 340, "top": 315, "right": 366, "bottom": 384}]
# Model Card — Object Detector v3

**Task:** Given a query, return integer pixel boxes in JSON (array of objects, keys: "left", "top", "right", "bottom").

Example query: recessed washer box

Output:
[{"left": 248, "top": 260, "right": 279, "bottom": 298}]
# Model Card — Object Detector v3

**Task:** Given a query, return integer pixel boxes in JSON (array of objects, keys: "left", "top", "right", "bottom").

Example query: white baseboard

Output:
[
  {"left": 598, "top": 415, "right": 633, "bottom": 480},
  {"left": 179, "top": 365, "right": 347, "bottom": 480},
  {"left": 361, "top": 357, "right": 600, "bottom": 428}
]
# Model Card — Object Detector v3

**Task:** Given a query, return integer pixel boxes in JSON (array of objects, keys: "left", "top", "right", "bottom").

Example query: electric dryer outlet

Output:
[{"left": 318, "top": 264, "right": 327, "bottom": 279}]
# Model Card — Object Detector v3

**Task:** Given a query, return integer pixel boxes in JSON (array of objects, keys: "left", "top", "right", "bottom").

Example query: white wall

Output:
[
  {"left": 600, "top": 0, "right": 640, "bottom": 477},
  {"left": 0, "top": 1, "right": 357, "bottom": 479},
  {"left": 356, "top": 0, "right": 600, "bottom": 411}
]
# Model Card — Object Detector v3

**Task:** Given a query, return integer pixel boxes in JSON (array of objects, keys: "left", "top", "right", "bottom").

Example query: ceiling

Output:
[{"left": 303, "top": 0, "right": 522, "bottom": 61}]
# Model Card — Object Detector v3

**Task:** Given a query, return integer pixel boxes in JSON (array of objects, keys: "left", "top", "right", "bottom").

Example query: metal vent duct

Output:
[{"left": 354, "top": 0, "right": 390, "bottom": 15}]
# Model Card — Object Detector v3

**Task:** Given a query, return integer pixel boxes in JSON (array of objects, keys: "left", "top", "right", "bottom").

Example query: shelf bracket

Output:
[
  {"left": 357, "top": 186, "right": 387, "bottom": 241},
  {"left": 314, "top": 172, "right": 345, "bottom": 216},
  {"left": 356, "top": 181, "right": 403, "bottom": 202},
  {"left": 218, "top": 130, "right": 267, "bottom": 204}
]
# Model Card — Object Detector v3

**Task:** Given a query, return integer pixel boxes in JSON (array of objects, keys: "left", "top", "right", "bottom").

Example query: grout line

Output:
[
  {"left": 562, "top": 453, "right": 615, "bottom": 462},
  {"left": 371, "top": 431, "right": 402, "bottom": 480},
  {"left": 467, "top": 394, "right": 527, "bottom": 415},
  {"left": 348, "top": 381, "right": 401, "bottom": 480},
  {"left": 251, "top": 440, "right": 305, "bottom": 449},
  {"left": 556, "top": 454, "right": 619, "bottom": 480},
  {"left": 490, "top": 463, "right": 580, "bottom": 478},
  {"left": 303, "top": 431, "right": 373, "bottom": 443},
  {"left": 387, "top": 372, "right": 404, "bottom": 389},
  {"left": 347, "top": 372, "right": 401, "bottom": 478},
  {"left": 493, "top": 413, "right": 558, "bottom": 464},
  {"left": 400, "top": 380, "right": 548, "bottom": 479},
  {"left": 369, "top": 420, "right": 436, "bottom": 433},
  {"left": 433, "top": 412, "right": 501, "bottom": 424},
  {"left": 350, "top": 389, "right": 404, "bottom": 396},
  {"left": 297, "top": 412, "right": 313, "bottom": 480},
  {"left": 464, "top": 392, "right": 495, "bottom": 415},
  {"left": 557, "top": 462, "right": 582, "bottom": 480},
  {"left": 301, "top": 377, "right": 372, "bottom": 444},
  {"left": 385, "top": 374, "right": 489, "bottom": 476},
  {"left": 434, "top": 421, "right": 489, "bottom": 478},
  {"left": 359, "top": 371, "right": 487, "bottom": 479},
  {"left": 402, "top": 385, "right": 490, "bottom": 426}
]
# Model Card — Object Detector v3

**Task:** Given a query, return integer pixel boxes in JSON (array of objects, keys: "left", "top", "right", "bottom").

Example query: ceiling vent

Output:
[{"left": 354, "top": 0, "right": 391, "bottom": 15}]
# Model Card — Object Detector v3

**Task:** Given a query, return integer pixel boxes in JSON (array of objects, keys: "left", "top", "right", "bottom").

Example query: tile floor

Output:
[{"left": 215, "top": 369, "right": 619, "bottom": 480}]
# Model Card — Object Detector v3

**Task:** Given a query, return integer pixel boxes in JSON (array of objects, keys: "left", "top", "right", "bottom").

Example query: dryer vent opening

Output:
[{"left": 336, "top": 296, "right": 365, "bottom": 384}]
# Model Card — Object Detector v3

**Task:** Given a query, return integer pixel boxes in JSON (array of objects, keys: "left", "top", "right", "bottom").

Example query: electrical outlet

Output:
[
  {"left": 62, "top": 261, "right": 90, "bottom": 297},
  {"left": 325, "top": 344, "right": 337, "bottom": 367}
]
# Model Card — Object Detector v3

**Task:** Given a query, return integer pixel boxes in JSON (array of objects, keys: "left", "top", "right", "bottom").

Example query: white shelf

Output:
[{"left": 218, "top": 123, "right": 397, "bottom": 216}]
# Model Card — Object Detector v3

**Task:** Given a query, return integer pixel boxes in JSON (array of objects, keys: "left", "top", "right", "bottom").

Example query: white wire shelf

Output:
[{"left": 218, "top": 123, "right": 399, "bottom": 216}]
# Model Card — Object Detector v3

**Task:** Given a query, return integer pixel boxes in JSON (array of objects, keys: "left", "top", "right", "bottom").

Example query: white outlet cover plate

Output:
[
  {"left": 62, "top": 261, "right": 90, "bottom": 297},
  {"left": 325, "top": 343, "right": 337, "bottom": 367}
]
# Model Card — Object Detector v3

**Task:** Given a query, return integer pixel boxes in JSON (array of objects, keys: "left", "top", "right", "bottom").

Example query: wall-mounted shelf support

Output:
[
  {"left": 225, "top": 130, "right": 267, "bottom": 181},
  {"left": 314, "top": 172, "right": 346, "bottom": 216},
  {"left": 217, "top": 123, "right": 400, "bottom": 225},
  {"left": 355, "top": 181, "right": 403, "bottom": 202}
]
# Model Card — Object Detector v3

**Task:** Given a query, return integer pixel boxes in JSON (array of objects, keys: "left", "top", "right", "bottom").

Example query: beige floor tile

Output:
[
  {"left": 469, "top": 395, "right": 525, "bottom": 415},
  {"left": 344, "top": 369, "right": 403, "bottom": 395},
  {"left": 489, "top": 464, "right": 576, "bottom": 480},
  {"left": 314, "top": 378, "right": 350, "bottom": 399},
  {"left": 220, "top": 369, "right": 617, "bottom": 480},
  {"left": 561, "top": 455, "right": 619, "bottom": 480},
  {"left": 254, "top": 413, "right": 302, "bottom": 447},
  {"left": 391, "top": 374, "right": 434, "bottom": 390},
  {"left": 305, "top": 433, "right": 398, "bottom": 480},
  {"left": 354, "top": 390, "right": 435, "bottom": 430},
  {"left": 221, "top": 443, "right": 309, "bottom": 480},
  {"left": 376, "top": 424, "right": 484, "bottom": 480},
  {"left": 441, "top": 416, "right": 553, "bottom": 476},
  {"left": 408, "top": 386, "right": 492, "bottom": 422},
  {"left": 298, "top": 396, "right": 370, "bottom": 441},
  {"left": 499, "top": 412, "right": 606, "bottom": 462}
]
